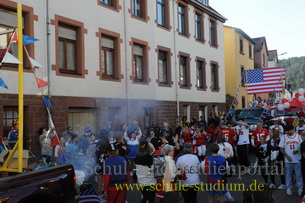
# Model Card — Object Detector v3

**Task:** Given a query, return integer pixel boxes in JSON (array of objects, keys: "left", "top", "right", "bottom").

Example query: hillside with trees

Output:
[{"left": 279, "top": 56, "right": 305, "bottom": 92}]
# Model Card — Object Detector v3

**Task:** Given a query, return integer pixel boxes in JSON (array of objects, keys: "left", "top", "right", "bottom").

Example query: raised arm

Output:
[
  {"left": 123, "top": 130, "right": 129, "bottom": 142},
  {"left": 136, "top": 128, "right": 143, "bottom": 140}
]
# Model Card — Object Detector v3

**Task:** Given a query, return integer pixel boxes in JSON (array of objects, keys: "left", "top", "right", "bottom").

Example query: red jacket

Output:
[
  {"left": 195, "top": 132, "right": 208, "bottom": 145},
  {"left": 181, "top": 130, "right": 193, "bottom": 144},
  {"left": 221, "top": 128, "right": 237, "bottom": 146},
  {"left": 251, "top": 128, "right": 269, "bottom": 147},
  {"left": 207, "top": 126, "right": 221, "bottom": 143}
]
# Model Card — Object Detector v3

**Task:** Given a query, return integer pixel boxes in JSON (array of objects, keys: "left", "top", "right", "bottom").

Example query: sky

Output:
[{"left": 210, "top": 0, "right": 305, "bottom": 59}]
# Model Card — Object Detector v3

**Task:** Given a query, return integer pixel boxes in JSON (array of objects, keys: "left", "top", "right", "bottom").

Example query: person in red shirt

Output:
[
  {"left": 194, "top": 127, "right": 209, "bottom": 161},
  {"left": 251, "top": 120, "right": 269, "bottom": 148},
  {"left": 181, "top": 126, "right": 193, "bottom": 144},
  {"left": 221, "top": 122, "right": 238, "bottom": 167},
  {"left": 221, "top": 122, "right": 237, "bottom": 147},
  {"left": 207, "top": 121, "right": 221, "bottom": 143}
]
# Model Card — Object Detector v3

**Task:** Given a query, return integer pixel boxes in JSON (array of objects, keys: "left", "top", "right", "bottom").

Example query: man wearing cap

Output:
[
  {"left": 103, "top": 143, "right": 129, "bottom": 203},
  {"left": 150, "top": 137, "right": 163, "bottom": 155},
  {"left": 269, "top": 118, "right": 284, "bottom": 137},
  {"left": 78, "top": 126, "right": 92, "bottom": 154}
]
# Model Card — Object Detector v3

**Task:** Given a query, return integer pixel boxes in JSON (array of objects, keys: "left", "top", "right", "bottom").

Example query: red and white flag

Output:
[
  {"left": 244, "top": 67, "right": 285, "bottom": 94},
  {"left": 11, "top": 31, "right": 18, "bottom": 43}
]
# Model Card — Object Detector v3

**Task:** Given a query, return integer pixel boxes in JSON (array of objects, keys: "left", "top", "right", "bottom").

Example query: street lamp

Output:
[
  {"left": 278, "top": 52, "right": 288, "bottom": 57},
  {"left": 274, "top": 52, "right": 287, "bottom": 66}
]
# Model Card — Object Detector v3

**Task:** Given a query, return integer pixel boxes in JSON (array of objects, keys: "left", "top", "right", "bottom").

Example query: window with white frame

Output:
[
  {"left": 58, "top": 25, "right": 77, "bottom": 73},
  {"left": 101, "top": 36, "right": 115, "bottom": 78},
  {"left": 209, "top": 19, "right": 217, "bottom": 47},
  {"left": 133, "top": 44, "right": 144, "bottom": 81},
  {"left": 100, "top": 0, "right": 115, "bottom": 7},
  {"left": 157, "top": 0, "right": 166, "bottom": 26},
  {"left": 178, "top": 4, "right": 186, "bottom": 34},
  {"left": 0, "top": 10, "right": 23, "bottom": 65},
  {"left": 179, "top": 56, "right": 187, "bottom": 86},
  {"left": 198, "top": 0, "right": 209, "bottom": 6},
  {"left": 158, "top": 50, "right": 168, "bottom": 84},
  {"left": 132, "top": 0, "right": 145, "bottom": 18}
]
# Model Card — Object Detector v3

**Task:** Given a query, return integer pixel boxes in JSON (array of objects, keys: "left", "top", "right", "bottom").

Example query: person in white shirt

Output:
[
  {"left": 217, "top": 134, "right": 234, "bottom": 202},
  {"left": 234, "top": 118, "right": 250, "bottom": 167},
  {"left": 218, "top": 135, "right": 234, "bottom": 160},
  {"left": 176, "top": 143, "right": 200, "bottom": 203},
  {"left": 296, "top": 119, "right": 305, "bottom": 135},
  {"left": 135, "top": 141, "right": 157, "bottom": 203},
  {"left": 279, "top": 124, "right": 303, "bottom": 196},
  {"left": 162, "top": 145, "right": 179, "bottom": 201}
]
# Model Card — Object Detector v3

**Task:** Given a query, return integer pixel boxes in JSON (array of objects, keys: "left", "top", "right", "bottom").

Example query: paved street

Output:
[{"left": 124, "top": 146, "right": 303, "bottom": 203}]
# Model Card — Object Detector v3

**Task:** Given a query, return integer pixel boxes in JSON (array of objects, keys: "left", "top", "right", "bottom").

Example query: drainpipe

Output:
[
  {"left": 46, "top": 0, "right": 52, "bottom": 128},
  {"left": 172, "top": 0, "right": 179, "bottom": 122},
  {"left": 123, "top": 0, "right": 129, "bottom": 125}
]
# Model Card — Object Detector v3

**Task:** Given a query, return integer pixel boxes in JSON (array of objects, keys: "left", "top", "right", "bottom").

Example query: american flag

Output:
[
  {"left": 244, "top": 67, "right": 285, "bottom": 94},
  {"left": 79, "top": 186, "right": 102, "bottom": 203}
]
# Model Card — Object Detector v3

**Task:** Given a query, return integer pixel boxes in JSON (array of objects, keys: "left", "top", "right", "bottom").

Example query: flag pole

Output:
[
  {"left": 17, "top": 3, "right": 24, "bottom": 173},
  {"left": 282, "top": 67, "right": 285, "bottom": 98},
  {"left": 246, "top": 69, "right": 248, "bottom": 96}
]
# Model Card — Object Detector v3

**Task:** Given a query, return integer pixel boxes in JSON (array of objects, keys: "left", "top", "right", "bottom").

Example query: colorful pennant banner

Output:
[
  {"left": 29, "top": 57, "right": 44, "bottom": 68},
  {"left": 23, "top": 35, "right": 39, "bottom": 46},
  {"left": 1, "top": 52, "right": 22, "bottom": 64},
  {"left": 0, "top": 77, "right": 8, "bottom": 89},
  {"left": 11, "top": 31, "right": 18, "bottom": 43},
  {"left": 36, "top": 77, "right": 49, "bottom": 88}
]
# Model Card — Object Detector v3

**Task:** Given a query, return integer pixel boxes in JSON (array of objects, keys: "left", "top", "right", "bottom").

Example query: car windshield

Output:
[
  {"left": 274, "top": 110, "right": 290, "bottom": 116},
  {"left": 234, "top": 109, "right": 264, "bottom": 120}
]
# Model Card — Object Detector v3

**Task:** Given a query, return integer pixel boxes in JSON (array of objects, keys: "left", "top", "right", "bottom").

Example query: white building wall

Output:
[{"left": 1, "top": 0, "right": 225, "bottom": 103}]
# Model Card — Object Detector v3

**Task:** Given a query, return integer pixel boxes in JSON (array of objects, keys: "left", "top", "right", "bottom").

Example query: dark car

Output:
[
  {"left": 232, "top": 108, "right": 265, "bottom": 132},
  {"left": 0, "top": 164, "right": 76, "bottom": 203}
]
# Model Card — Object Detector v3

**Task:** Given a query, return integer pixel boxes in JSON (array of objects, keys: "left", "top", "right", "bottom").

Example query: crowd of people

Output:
[{"left": 2, "top": 111, "right": 305, "bottom": 203}]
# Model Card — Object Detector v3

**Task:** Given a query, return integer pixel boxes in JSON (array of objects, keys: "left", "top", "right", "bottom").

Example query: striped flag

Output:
[{"left": 244, "top": 67, "right": 285, "bottom": 94}]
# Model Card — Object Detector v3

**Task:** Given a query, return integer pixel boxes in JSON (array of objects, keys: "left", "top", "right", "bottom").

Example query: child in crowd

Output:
[
  {"left": 103, "top": 143, "right": 129, "bottom": 203},
  {"left": 195, "top": 127, "right": 208, "bottom": 161},
  {"left": 202, "top": 143, "right": 227, "bottom": 203},
  {"left": 217, "top": 134, "right": 234, "bottom": 202},
  {"left": 269, "top": 128, "right": 286, "bottom": 189},
  {"left": 256, "top": 136, "right": 271, "bottom": 185}
]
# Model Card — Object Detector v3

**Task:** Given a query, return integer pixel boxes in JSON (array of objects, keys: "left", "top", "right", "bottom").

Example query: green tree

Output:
[{"left": 279, "top": 56, "right": 305, "bottom": 91}]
